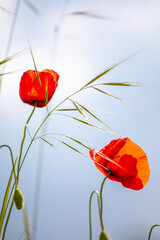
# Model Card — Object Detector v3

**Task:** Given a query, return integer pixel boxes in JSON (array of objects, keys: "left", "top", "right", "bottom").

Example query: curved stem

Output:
[
  {"left": 99, "top": 172, "right": 111, "bottom": 231},
  {"left": 0, "top": 145, "right": 17, "bottom": 185},
  {"left": 89, "top": 190, "right": 100, "bottom": 240},
  {"left": 148, "top": 224, "right": 160, "bottom": 240},
  {"left": 17, "top": 103, "right": 37, "bottom": 181}
]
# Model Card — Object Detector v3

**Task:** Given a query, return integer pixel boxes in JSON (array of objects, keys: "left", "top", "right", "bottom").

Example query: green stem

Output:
[
  {"left": 2, "top": 199, "right": 14, "bottom": 240},
  {"left": 148, "top": 224, "right": 160, "bottom": 240},
  {"left": 17, "top": 103, "right": 37, "bottom": 182},
  {"left": 0, "top": 145, "right": 17, "bottom": 186},
  {"left": 0, "top": 156, "right": 17, "bottom": 236},
  {"left": 99, "top": 172, "right": 111, "bottom": 231},
  {"left": 89, "top": 191, "right": 100, "bottom": 240}
]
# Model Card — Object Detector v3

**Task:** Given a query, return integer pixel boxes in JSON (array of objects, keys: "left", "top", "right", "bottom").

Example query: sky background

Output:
[{"left": 0, "top": 0, "right": 160, "bottom": 239}]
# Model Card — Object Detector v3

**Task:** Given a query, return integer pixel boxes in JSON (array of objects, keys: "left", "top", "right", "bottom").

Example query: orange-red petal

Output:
[
  {"left": 19, "top": 69, "right": 59, "bottom": 107},
  {"left": 90, "top": 138, "right": 150, "bottom": 190}
]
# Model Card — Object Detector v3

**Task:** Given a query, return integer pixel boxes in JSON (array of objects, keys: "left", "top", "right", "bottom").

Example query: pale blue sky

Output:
[{"left": 0, "top": 0, "right": 160, "bottom": 239}]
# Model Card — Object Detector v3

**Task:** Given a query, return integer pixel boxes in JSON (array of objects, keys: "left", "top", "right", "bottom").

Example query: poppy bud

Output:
[
  {"left": 14, "top": 188, "right": 24, "bottom": 210},
  {"left": 19, "top": 69, "right": 59, "bottom": 107},
  {"left": 99, "top": 231, "right": 110, "bottom": 240}
]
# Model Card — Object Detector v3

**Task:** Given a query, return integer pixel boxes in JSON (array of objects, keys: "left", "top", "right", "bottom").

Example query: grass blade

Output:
[
  {"left": 91, "top": 82, "right": 143, "bottom": 87},
  {"left": 91, "top": 86, "right": 131, "bottom": 104},
  {"left": 69, "top": 100, "right": 119, "bottom": 135},
  {"left": 69, "top": 11, "right": 112, "bottom": 20},
  {"left": 82, "top": 53, "right": 141, "bottom": 89},
  {"left": 39, "top": 133, "right": 91, "bottom": 150},
  {"left": 55, "top": 113, "right": 107, "bottom": 132},
  {"left": 40, "top": 137, "right": 57, "bottom": 150},
  {"left": 28, "top": 42, "right": 49, "bottom": 113},
  {"left": 55, "top": 108, "right": 80, "bottom": 112},
  {"left": 69, "top": 99, "right": 88, "bottom": 120},
  {"left": 57, "top": 139, "right": 89, "bottom": 158},
  {"left": 0, "top": 70, "right": 20, "bottom": 77},
  {"left": 0, "top": 49, "right": 28, "bottom": 66}
]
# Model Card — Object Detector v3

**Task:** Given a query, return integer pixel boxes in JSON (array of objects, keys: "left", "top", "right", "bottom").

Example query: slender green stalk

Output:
[
  {"left": 17, "top": 103, "right": 37, "bottom": 181},
  {"left": 0, "top": 102, "right": 36, "bottom": 239},
  {"left": 99, "top": 172, "right": 111, "bottom": 231},
  {"left": 0, "top": 145, "right": 17, "bottom": 185},
  {"left": 2, "top": 199, "right": 14, "bottom": 240},
  {"left": 0, "top": 156, "right": 17, "bottom": 236},
  {"left": 89, "top": 191, "right": 100, "bottom": 240},
  {"left": 148, "top": 224, "right": 160, "bottom": 240}
]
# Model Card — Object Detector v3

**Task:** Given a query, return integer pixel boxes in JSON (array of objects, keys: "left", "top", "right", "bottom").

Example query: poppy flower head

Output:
[
  {"left": 90, "top": 138, "right": 150, "bottom": 190},
  {"left": 19, "top": 69, "right": 59, "bottom": 107}
]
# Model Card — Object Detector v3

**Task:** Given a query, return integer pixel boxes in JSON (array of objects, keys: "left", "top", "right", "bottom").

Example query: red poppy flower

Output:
[
  {"left": 19, "top": 69, "right": 59, "bottom": 107},
  {"left": 89, "top": 138, "right": 150, "bottom": 190}
]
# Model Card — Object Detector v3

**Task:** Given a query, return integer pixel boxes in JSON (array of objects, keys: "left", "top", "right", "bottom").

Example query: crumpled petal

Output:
[{"left": 90, "top": 138, "right": 150, "bottom": 190}]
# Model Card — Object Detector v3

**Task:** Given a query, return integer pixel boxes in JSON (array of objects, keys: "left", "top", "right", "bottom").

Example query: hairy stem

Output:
[
  {"left": 148, "top": 224, "right": 160, "bottom": 240},
  {"left": 99, "top": 172, "right": 111, "bottom": 231}
]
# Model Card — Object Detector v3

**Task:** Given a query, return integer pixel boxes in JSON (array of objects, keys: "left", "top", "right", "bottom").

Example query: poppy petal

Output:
[
  {"left": 90, "top": 138, "right": 150, "bottom": 190},
  {"left": 19, "top": 69, "right": 59, "bottom": 107}
]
